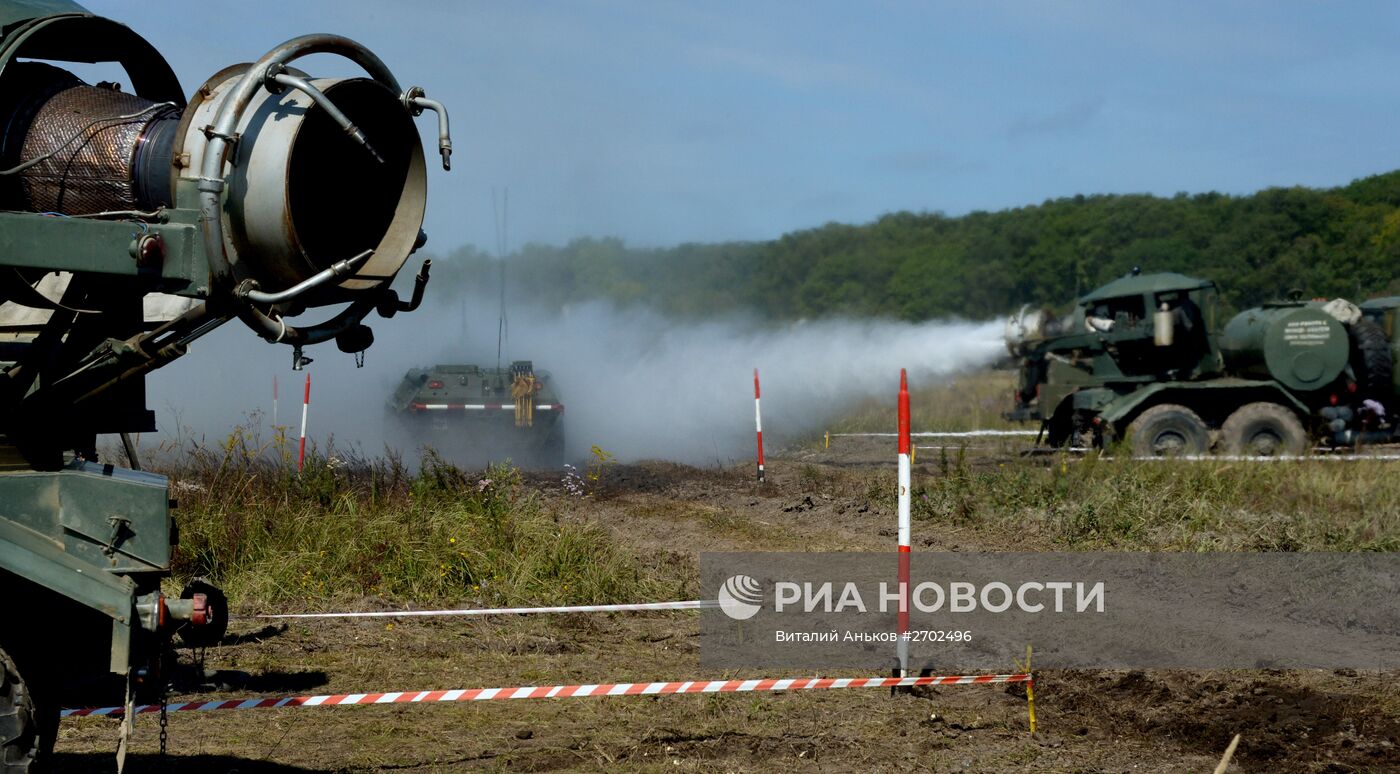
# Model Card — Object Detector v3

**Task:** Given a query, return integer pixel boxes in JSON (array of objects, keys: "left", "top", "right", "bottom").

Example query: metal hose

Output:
[{"left": 194, "top": 34, "right": 403, "bottom": 344}]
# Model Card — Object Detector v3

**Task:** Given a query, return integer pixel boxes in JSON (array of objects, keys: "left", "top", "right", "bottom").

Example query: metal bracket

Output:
[
  {"left": 292, "top": 345, "right": 313, "bottom": 370},
  {"left": 261, "top": 62, "right": 290, "bottom": 95},
  {"left": 105, "top": 516, "right": 132, "bottom": 557},
  {"left": 199, "top": 125, "right": 240, "bottom": 148}
]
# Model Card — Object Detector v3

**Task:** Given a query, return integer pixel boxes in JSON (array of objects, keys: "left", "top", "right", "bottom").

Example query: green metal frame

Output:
[
  {"left": 0, "top": 211, "right": 204, "bottom": 295},
  {"left": 0, "top": 516, "right": 135, "bottom": 672}
]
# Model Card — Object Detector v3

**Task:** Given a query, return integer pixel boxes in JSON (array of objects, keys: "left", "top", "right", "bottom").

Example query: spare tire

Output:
[
  {"left": 0, "top": 648, "right": 40, "bottom": 773},
  {"left": 1349, "top": 319, "right": 1394, "bottom": 399}
]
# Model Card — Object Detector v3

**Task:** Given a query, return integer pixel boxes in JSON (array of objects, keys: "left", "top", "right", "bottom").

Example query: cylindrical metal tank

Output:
[
  {"left": 0, "top": 62, "right": 180, "bottom": 214},
  {"left": 1219, "top": 303, "right": 1349, "bottom": 392}
]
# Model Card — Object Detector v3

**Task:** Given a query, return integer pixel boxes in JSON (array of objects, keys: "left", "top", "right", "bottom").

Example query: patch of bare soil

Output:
[{"left": 55, "top": 456, "right": 1399, "bottom": 772}]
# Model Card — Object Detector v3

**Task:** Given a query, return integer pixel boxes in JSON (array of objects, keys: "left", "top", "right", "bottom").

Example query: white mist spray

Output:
[{"left": 142, "top": 290, "right": 1004, "bottom": 465}]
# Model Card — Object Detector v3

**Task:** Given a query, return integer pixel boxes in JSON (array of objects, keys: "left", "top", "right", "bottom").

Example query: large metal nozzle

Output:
[
  {"left": 0, "top": 56, "right": 430, "bottom": 304},
  {"left": 178, "top": 68, "right": 427, "bottom": 300},
  {"left": 1004, "top": 305, "right": 1055, "bottom": 356}
]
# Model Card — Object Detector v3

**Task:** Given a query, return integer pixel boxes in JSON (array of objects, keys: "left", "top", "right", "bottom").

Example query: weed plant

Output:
[
  {"left": 150, "top": 424, "right": 663, "bottom": 610},
  {"left": 830, "top": 371, "right": 1019, "bottom": 434},
  {"left": 913, "top": 450, "right": 1400, "bottom": 552}
]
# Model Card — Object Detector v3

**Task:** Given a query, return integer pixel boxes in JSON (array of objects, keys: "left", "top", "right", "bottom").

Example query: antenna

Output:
[{"left": 491, "top": 187, "right": 509, "bottom": 373}]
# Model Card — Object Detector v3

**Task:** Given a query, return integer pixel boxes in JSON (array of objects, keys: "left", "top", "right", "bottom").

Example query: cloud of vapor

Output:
[{"left": 139, "top": 288, "right": 1004, "bottom": 467}]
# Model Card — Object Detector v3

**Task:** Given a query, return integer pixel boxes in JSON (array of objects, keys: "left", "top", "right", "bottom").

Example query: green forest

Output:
[{"left": 427, "top": 169, "right": 1400, "bottom": 321}]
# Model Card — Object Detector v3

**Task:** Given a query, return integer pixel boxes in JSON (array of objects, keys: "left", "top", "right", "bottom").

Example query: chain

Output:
[
  {"left": 158, "top": 645, "right": 176, "bottom": 757},
  {"left": 158, "top": 685, "right": 168, "bottom": 756}
]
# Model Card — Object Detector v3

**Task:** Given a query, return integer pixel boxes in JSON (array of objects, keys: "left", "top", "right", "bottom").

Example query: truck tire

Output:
[
  {"left": 1221, "top": 402, "right": 1307, "bottom": 457},
  {"left": 0, "top": 649, "right": 40, "bottom": 773},
  {"left": 1349, "top": 319, "right": 1394, "bottom": 399},
  {"left": 1126, "top": 404, "right": 1209, "bottom": 457}
]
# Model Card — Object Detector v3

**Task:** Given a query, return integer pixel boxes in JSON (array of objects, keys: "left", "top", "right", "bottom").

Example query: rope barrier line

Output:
[
  {"left": 831, "top": 430, "right": 1039, "bottom": 438},
  {"left": 62, "top": 674, "right": 1033, "bottom": 717},
  {"left": 254, "top": 600, "right": 720, "bottom": 620}
]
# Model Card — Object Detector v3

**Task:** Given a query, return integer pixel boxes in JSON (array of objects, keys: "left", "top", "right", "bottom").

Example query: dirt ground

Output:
[{"left": 54, "top": 445, "right": 1399, "bottom": 772}]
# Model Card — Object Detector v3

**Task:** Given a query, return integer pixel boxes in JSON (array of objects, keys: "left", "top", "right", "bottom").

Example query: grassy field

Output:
[
  {"left": 912, "top": 451, "right": 1400, "bottom": 552},
  {"left": 156, "top": 431, "right": 680, "bottom": 610},
  {"left": 827, "top": 370, "right": 1022, "bottom": 434},
  {"left": 154, "top": 369, "right": 1397, "bottom": 613},
  {"left": 60, "top": 371, "right": 1398, "bottom": 771}
]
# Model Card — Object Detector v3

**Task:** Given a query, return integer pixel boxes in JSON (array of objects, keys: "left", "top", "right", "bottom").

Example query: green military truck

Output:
[
  {"left": 1004, "top": 270, "right": 1397, "bottom": 455},
  {"left": 388, "top": 360, "right": 566, "bottom": 469},
  {"left": 0, "top": 1, "right": 448, "bottom": 766}
]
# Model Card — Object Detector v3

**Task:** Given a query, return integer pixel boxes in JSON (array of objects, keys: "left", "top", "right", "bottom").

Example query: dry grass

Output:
[
  {"left": 914, "top": 450, "right": 1400, "bottom": 552},
  {"left": 828, "top": 370, "right": 1021, "bottom": 434},
  {"left": 152, "top": 426, "right": 671, "bottom": 610}
]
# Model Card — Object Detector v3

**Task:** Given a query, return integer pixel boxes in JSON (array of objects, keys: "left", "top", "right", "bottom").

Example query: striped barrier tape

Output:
[
  {"left": 62, "top": 673, "right": 1032, "bottom": 717},
  {"left": 255, "top": 599, "right": 719, "bottom": 620}
]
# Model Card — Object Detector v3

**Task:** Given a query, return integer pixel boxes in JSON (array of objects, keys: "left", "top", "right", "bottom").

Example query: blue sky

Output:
[{"left": 85, "top": 1, "right": 1400, "bottom": 252}]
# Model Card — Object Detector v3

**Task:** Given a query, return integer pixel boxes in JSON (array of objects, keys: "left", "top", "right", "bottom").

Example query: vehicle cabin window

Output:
[
  {"left": 1085, "top": 296, "right": 1146, "bottom": 327},
  {"left": 1155, "top": 290, "right": 1204, "bottom": 334}
]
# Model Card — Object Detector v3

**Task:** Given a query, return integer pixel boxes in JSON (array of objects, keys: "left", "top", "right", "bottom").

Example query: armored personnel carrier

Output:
[{"left": 388, "top": 360, "right": 565, "bottom": 468}]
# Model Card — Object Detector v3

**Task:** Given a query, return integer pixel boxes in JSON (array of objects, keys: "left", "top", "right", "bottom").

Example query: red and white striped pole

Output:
[
  {"left": 754, "top": 368, "right": 765, "bottom": 483},
  {"left": 297, "top": 372, "right": 310, "bottom": 472},
  {"left": 897, "top": 368, "right": 911, "bottom": 676}
]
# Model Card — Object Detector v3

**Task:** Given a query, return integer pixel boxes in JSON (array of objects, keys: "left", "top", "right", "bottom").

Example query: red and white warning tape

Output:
[
  {"left": 62, "top": 673, "right": 1032, "bottom": 717},
  {"left": 255, "top": 599, "right": 719, "bottom": 620}
]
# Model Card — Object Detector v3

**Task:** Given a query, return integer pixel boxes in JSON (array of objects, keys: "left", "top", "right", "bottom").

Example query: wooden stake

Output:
[{"left": 1213, "top": 734, "right": 1241, "bottom": 774}]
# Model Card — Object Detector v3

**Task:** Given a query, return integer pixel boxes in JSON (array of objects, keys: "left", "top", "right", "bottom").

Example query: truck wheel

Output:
[
  {"left": 1126, "top": 404, "right": 1209, "bottom": 457},
  {"left": 1221, "top": 402, "right": 1307, "bottom": 457},
  {"left": 0, "top": 648, "right": 44, "bottom": 773}
]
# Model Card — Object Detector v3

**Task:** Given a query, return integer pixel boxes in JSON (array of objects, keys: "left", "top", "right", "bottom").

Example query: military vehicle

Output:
[
  {"left": 1004, "top": 270, "right": 1397, "bottom": 455},
  {"left": 0, "top": 1, "right": 449, "bottom": 766},
  {"left": 388, "top": 360, "right": 565, "bottom": 468}
]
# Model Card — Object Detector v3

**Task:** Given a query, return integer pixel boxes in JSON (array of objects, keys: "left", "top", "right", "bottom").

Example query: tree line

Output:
[{"left": 426, "top": 169, "right": 1400, "bottom": 321}]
